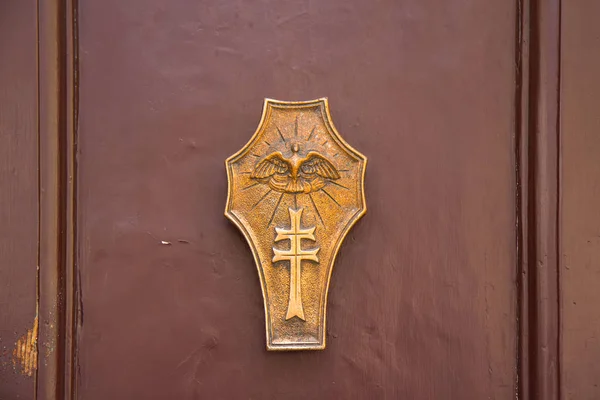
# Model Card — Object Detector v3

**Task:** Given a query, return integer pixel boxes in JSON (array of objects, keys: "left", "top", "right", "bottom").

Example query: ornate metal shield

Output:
[{"left": 225, "top": 98, "right": 367, "bottom": 350}]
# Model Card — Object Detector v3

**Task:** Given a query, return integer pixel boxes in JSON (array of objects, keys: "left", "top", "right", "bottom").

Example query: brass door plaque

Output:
[{"left": 225, "top": 98, "right": 367, "bottom": 350}]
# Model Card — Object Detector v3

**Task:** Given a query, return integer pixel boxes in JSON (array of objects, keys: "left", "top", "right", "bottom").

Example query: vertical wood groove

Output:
[
  {"left": 517, "top": 0, "right": 561, "bottom": 399},
  {"left": 36, "top": 0, "right": 79, "bottom": 398},
  {"left": 37, "top": 0, "right": 66, "bottom": 398},
  {"left": 515, "top": 0, "right": 531, "bottom": 397},
  {"left": 64, "top": 0, "right": 79, "bottom": 398}
]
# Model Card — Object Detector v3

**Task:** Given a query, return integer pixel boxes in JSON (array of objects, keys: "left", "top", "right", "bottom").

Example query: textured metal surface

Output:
[{"left": 225, "top": 99, "right": 366, "bottom": 350}]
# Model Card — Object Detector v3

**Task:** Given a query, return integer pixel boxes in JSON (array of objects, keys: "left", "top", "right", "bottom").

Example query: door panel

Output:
[
  {"left": 77, "top": 0, "right": 517, "bottom": 398},
  {"left": 561, "top": 1, "right": 600, "bottom": 398},
  {"left": 0, "top": 1, "right": 39, "bottom": 398}
]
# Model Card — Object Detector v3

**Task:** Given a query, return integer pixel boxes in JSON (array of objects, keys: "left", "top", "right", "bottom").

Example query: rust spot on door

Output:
[{"left": 12, "top": 316, "right": 38, "bottom": 376}]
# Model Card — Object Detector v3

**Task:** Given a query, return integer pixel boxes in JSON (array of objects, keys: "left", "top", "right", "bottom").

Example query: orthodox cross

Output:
[{"left": 272, "top": 208, "right": 320, "bottom": 321}]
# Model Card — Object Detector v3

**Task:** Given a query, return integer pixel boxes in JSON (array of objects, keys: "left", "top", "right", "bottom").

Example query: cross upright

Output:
[{"left": 272, "top": 207, "right": 320, "bottom": 321}]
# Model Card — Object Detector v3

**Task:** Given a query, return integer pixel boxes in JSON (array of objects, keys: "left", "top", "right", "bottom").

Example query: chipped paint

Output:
[{"left": 12, "top": 316, "right": 38, "bottom": 376}]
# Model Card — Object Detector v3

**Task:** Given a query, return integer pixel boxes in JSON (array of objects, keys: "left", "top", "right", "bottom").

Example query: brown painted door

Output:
[
  {"left": 75, "top": 1, "right": 518, "bottom": 398},
  {"left": 2, "top": 1, "right": 600, "bottom": 399}
]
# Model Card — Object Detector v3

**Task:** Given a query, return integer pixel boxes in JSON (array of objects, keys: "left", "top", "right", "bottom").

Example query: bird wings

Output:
[
  {"left": 250, "top": 152, "right": 290, "bottom": 179},
  {"left": 250, "top": 151, "right": 340, "bottom": 193},
  {"left": 300, "top": 152, "right": 341, "bottom": 179}
]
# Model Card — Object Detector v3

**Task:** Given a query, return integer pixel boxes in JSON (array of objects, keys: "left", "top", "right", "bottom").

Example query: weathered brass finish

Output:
[{"left": 225, "top": 98, "right": 367, "bottom": 350}]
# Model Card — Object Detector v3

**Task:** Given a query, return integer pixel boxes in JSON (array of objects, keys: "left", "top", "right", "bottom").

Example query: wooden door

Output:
[
  {"left": 1, "top": 1, "right": 599, "bottom": 399},
  {"left": 74, "top": 0, "right": 518, "bottom": 398}
]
